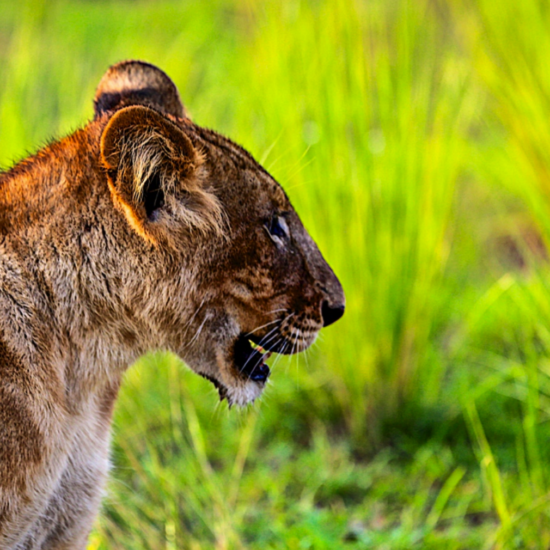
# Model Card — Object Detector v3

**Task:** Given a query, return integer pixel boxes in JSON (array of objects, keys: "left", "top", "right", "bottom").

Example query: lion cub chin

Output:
[{"left": 0, "top": 60, "right": 344, "bottom": 548}]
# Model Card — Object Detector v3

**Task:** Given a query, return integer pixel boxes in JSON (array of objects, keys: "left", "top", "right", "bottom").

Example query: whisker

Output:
[
  {"left": 246, "top": 318, "right": 281, "bottom": 336},
  {"left": 257, "top": 325, "right": 285, "bottom": 350},
  {"left": 186, "top": 313, "right": 209, "bottom": 349},
  {"left": 303, "top": 344, "right": 311, "bottom": 372},
  {"left": 291, "top": 333, "right": 301, "bottom": 389},
  {"left": 270, "top": 341, "right": 288, "bottom": 371},
  {"left": 254, "top": 324, "right": 282, "bottom": 347},
  {"left": 184, "top": 298, "right": 206, "bottom": 329},
  {"left": 291, "top": 333, "right": 299, "bottom": 369},
  {"left": 179, "top": 298, "right": 207, "bottom": 342},
  {"left": 240, "top": 349, "right": 265, "bottom": 374}
]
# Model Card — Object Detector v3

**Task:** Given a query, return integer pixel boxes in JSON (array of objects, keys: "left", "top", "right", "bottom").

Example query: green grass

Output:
[{"left": 3, "top": 0, "right": 550, "bottom": 547}]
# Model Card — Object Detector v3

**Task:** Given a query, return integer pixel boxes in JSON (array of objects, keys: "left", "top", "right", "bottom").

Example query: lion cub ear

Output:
[
  {"left": 94, "top": 60, "right": 186, "bottom": 119},
  {"left": 101, "top": 105, "right": 221, "bottom": 243}
]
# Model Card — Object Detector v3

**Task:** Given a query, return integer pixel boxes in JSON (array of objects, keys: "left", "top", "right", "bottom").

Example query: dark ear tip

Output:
[{"left": 94, "top": 60, "right": 185, "bottom": 119}]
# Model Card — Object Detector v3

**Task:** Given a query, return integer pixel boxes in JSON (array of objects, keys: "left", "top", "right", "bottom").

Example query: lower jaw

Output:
[
  {"left": 224, "top": 379, "right": 266, "bottom": 407},
  {"left": 198, "top": 364, "right": 268, "bottom": 405}
]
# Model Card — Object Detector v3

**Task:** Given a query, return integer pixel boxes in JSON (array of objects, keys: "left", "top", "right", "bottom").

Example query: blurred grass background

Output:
[{"left": 2, "top": 0, "right": 550, "bottom": 547}]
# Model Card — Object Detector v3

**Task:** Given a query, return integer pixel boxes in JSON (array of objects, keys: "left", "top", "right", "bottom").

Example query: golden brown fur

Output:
[{"left": 0, "top": 60, "right": 344, "bottom": 548}]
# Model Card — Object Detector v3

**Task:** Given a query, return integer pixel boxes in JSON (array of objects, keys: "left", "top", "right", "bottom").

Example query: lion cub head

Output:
[{"left": 95, "top": 61, "right": 345, "bottom": 406}]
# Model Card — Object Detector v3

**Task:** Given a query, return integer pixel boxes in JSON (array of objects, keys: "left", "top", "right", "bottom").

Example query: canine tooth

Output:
[{"left": 249, "top": 340, "right": 266, "bottom": 353}]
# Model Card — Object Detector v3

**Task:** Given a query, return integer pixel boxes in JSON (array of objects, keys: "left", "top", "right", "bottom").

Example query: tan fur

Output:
[{"left": 0, "top": 60, "right": 344, "bottom": 548}]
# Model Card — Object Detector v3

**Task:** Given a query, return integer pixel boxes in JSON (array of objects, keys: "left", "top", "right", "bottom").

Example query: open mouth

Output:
[
  {"left": 198, "top": 333, "right": 274, "bottom": 403},
  {"left": 233, "top": 333, "right": 272, "bottom": 383}
]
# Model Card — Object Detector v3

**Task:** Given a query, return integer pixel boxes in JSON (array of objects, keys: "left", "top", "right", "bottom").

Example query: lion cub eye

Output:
[{"left": 265, "top": 215, "right": 289, "bottom": 245}]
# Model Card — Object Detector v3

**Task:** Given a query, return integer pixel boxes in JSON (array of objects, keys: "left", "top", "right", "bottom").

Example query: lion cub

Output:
[{"left": 0, "top": 61, "right": 344, "bottom": 548}]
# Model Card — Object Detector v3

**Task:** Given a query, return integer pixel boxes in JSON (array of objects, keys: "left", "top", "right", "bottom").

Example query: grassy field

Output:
[{"left": 2, "top": 0, "right": 550, "bottom": 547}]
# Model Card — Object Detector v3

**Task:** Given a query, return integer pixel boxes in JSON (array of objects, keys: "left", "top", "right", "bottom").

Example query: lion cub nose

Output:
[{"left": 321, "top": 300, "right": 345, "bottom": 327}]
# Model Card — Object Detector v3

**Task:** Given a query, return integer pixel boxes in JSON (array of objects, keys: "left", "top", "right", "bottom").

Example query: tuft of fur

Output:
[
  {"left": 122, "top": 127, "right": 225, "bottom": 237},
  {"left": 100, "top": 106, "right": 226, "bottom": 243}
]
